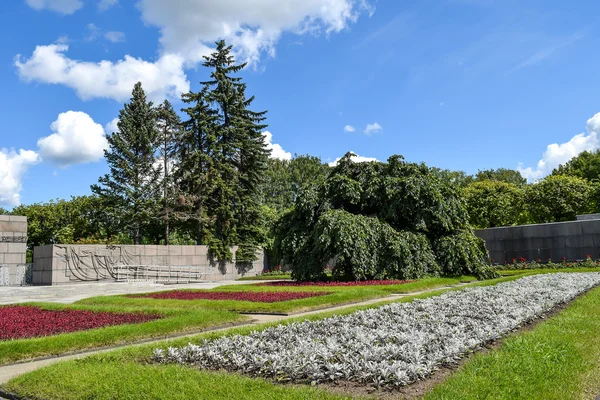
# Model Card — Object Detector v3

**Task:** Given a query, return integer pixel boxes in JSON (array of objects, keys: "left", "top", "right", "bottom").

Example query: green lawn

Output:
[
  {"left": 75, "top": 276, "right": 476, "bottom": 314},
  {"left": 5, "top": 269, "right": 600, "bottom": 399},
  {"left": 0, "top": 275, "right": 532, "bottom": 400},
  {"left": 237, "top": 274, "right": 292, "bottom": 281},
  {"left": 3, "top": 361, "right": 354, "bottom": 400},
  {"left": 425, "top": 284, "right": 600, "bottom": 400},
  {"left": 0, "top": 303, "right": 245, "bottom": 366}
]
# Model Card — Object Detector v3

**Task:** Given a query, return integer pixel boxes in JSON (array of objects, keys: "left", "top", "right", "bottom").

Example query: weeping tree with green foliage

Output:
[
  {"left": 91, "top": 82, "right": 160, "bottom": 244},
  {"left": 274, "top": 152, "right": 494, "bottom": 281}
]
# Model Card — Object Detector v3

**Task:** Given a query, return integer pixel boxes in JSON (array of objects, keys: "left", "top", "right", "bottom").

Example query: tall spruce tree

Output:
[
  {"left": 175, "top": 87, "right": 218, "bottom": 245},
  {"left": 177, "top": 40, "right": 270, "bottom": 262},
  {"left": 156, "top": 100, "right": 181, "bottom": 244},
  {"left": 233, "top": 84, "right": 270, "bottom": 262},
  {"left": 200, "top": 41, "right": 244, "bottom": 261},
  {"left": 91, "top": 82, "right": 160, "bottom": 244}
]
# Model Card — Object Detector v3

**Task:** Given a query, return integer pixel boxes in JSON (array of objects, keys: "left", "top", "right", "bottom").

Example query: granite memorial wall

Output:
[
  {"left": 32, "top": 244, "right": 264, "bottom": 285},
  {"left": 475, "top": 218, "right": 600, "bottom": 264}
]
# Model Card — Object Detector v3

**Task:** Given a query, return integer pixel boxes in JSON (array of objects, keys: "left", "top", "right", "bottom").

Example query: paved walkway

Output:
[
  {"left": 0, "top": 282, "right": 472, "bottom": 386},
  {"left": 0, "top": 280, "right": 265, "bottom": 305}
]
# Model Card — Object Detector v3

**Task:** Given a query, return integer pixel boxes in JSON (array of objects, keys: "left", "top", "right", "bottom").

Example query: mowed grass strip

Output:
[
  {"left": 424, "top": 284, "right": 600, "bottom": 400},
  {"left": 76, "top": 276, "right": 475, "bottom": 314},
  {"left": 0, "top": 303, "right": 245, "bottom": 365},
  {"left": 4, "top": 360, "right": 353, "bottom": 400},
  {"left": 237, "top": 274, "right": 292, "bottom": 281},
  {"left": 1, "top": 274, "right": 539, "bottom": 400}
]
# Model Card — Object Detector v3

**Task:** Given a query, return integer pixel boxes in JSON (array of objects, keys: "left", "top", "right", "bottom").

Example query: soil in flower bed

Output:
[
  {"left": 130, "top": 290, "right": 330, "bottom": 303},
  {"left": 258, "top": 279, "right": 415, "bottom": 287},
  {"left": 0, "top": 305, "right": 160, "bottom": 340}
]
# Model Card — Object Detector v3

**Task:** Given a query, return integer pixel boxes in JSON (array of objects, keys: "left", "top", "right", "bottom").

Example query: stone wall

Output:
[
  {"left": 32, "top": 244, "right": 265, "bottom": 285},
  {"left": 475, "top": 219, "right": 600, "bottom": 263},
  {"left": 0, "top": 215, "right": 28, "bottom": 286}
]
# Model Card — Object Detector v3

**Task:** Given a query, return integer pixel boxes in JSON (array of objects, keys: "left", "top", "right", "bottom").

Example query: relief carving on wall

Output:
[{"left": 54, "top": 245, "right": 143, "bottom": 282}]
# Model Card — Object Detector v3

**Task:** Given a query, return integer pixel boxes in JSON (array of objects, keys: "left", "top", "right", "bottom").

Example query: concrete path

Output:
[
  {"left": 0, "top": 280, "right": 268, "bottom": 305},
  {"left": 0, "top": 282, "right": 471, "bottom": 386}
]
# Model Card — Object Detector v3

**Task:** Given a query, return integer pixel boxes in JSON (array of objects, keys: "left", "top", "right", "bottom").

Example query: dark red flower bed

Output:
[
  {"left": 0, "top": 305, "right": 160, "bottom": 341},
  {"left": 131, "top": 290, "right": 329, "bottom": 302},
  {"left": 258, "top": 279, "right": 415, "bottom": 287}
]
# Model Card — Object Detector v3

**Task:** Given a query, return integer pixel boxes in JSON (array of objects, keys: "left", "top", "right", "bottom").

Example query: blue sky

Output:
[{"left": 2, "top": 0, "right": 600, "bottom": 208}]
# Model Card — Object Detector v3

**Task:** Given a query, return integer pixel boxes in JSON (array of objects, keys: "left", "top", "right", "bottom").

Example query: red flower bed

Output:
[
  {"left": 258, "top": 279, "right": 415, "bottom": 287},
  {"left": 131, "top": 290, "right": 329, "bottom": 302},
  {"left": 0, "top": 305, "right": 160, "bottom": 341}
]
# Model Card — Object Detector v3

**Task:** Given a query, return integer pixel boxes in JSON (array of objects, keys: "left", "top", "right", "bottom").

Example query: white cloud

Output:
[
  {"left": 364, "top": 122, "right": 382, "bottom": 135},
  {"left": 328, "top": 151, "right": 378, "bottom": 166},
  {"left": 137, "top": 0, "right": 373, "bottom": 66},
  {"left": 15, "top": 44, "right": 189, "bottom": 102},
  {"left": 263, "top": 131, "right": 291, "bottom": 161},
  {"left": 25, "top": 0, "right": 83, "bottom": 15},
  {"left": 105, "top": 31, "right": 126, "bottom": 43},
  {"left": 37, "top": 111, "right": 108, "bottom": 167},
  {"left": 17, "top": 1, "right": 371, "bottom": 107},
  {"left": 343, "top": 125, "right": 355, "bottom": 132},
  {"left": 0, "top": 149, "right": 40, "bottom": 206},
  {"left": 56, "top": 35, "right": 69, "bottom": 44},
  {"left": 104, "top": 117, "right": 120, "bottom": 135},
  {"left": 518, "top": 112, "right": 600, "bottom": 181},
  {"left": 98, "top": 0, "right": 118, "bottom": 11},
  {"left": 85, "top": 23, "right": 101, "bottom": 41}
]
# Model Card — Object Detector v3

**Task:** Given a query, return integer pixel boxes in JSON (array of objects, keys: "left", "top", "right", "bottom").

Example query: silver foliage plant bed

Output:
[{"left": 154, "top": 273, "right": 600, "bottom": 387}]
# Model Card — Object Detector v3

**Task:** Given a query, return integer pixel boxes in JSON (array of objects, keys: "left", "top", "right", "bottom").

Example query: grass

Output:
[
  {"left": 1, "top": 274, "right": 534, "bottom": 400},
  {"left": 4, "top": 361, "right": 354, "bottom": 400},
  {"left": 424, "top": 284, "right": 600, "bottom": 400},
  {"left": 237, "top": 274, "right": 292, "bottom": 281},
  {"left": 0, "top": 276, "right": 477, "bottom": 365},
  {"left": 5, "top": 269, "right": 600, "bottom": 399},
  {"left": 75, "top": 276, "right": 476, "bottom": 314},
  {"left": 0, "top": 303, "right": 245, "bottom": 366}
]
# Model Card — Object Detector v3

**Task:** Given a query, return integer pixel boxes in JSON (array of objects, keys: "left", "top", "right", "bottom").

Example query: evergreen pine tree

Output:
[
  {"left": 175, "top": 87, "right": 218, "bottom": 245},
  {"left": 156, "top": 100, "right": 181, "bottom": 245},
  {"left": 233, "top": 85, "right": 270, "bottom": 262},
  {"left": 91, "top": 82, "right": 160, "bottom": 244},
  {"left": 200, "top": 40, "right": 247, "bottom": 261},
  {"left": 176, "top": 40, "right": 270, "bottom": 263}
]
